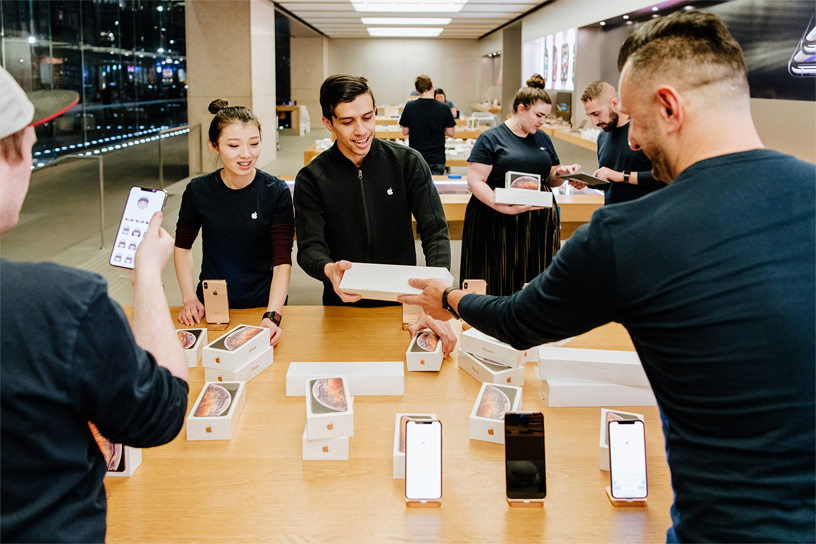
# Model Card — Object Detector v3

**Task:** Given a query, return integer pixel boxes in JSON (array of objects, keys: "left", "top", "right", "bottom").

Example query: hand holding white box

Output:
[{"left": 338, "top": 262, "right": 454, "bottom": 302}]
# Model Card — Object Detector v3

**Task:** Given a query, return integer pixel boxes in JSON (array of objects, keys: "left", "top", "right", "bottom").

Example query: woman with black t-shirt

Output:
[
  {"left": 461, "top": 75, "right": 580, "bottom": 296},
  {"left": 174, "top": 100, "right": 294, "bottom": 346}
]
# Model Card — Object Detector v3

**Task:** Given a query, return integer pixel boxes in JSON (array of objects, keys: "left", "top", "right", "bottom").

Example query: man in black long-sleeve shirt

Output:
[
  {"left": 400, "top": 12, "right": 815, "bottom": 543},
  {"left": 573, "top": 81, "right": 667, "bottom": 204}
]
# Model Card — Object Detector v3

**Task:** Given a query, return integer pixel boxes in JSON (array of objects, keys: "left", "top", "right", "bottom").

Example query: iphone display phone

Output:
[
  {"left": 109, "top": 187, "right": 167, "bottom": 269},
  {"left": 405, "top": 419, "right": 442, "bottom": 506},
  {"left": 608, "top": 419, "right": 648, "bottom": 500},
  {"left": 202, "top": 279, "right": 229, "bottom": 325},
  {"left": 462, "top": 279, "right": 487, "bottom": 295},
  {"left": 505, "top": 411, "right": 546, "bottom": 505}
]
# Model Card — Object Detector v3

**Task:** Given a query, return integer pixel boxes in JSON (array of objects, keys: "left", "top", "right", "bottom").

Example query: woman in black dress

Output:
[{"left": 461, "top": 75, "right": 580, "bottom": 296}]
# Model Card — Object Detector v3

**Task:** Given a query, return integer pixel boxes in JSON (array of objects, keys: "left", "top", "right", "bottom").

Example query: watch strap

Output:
[
  {"left": 623, "top": 170, "right": 631, "bottom": 183},
  {"left": 262, "top": 311, "right": 281, "bottom": 326},
  {"left": 442, "top": 287, "right": 460, "bottom": 320}
]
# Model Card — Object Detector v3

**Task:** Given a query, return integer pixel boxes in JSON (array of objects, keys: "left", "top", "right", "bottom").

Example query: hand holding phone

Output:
[
  {"left": 130, "top": 211, "right": 174, "bottom": 286},
  {"left": 110, "top": 187, "right": 168, "bottom": 270},
  {"left": 405, "top": 419, "right": 442, "bottom": 506}
]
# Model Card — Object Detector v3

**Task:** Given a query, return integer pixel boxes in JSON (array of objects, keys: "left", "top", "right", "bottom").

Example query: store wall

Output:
[
  {"left": 326, "top": 38, "right": 481, "bottom": 116},
  {"left": 291, "top": 36, "right": 329, "bottom": 129},
  {"left": 520, "top": 0, "right": 656, "bottom": 44}
]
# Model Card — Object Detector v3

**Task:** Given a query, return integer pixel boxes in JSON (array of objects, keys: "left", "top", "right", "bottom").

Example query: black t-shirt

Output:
[
  {"left": 177, "top": 169, "right": 294, "bottom": 308},
  {"left": 597, "top": 122, "right": 666, "bottom": 204},
  {"left": 399, "top": 98, "right": 456, "bottom": 165}
]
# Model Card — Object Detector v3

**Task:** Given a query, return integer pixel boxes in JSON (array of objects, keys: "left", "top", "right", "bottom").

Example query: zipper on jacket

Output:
[{"left": 358, "top": 169, "right": 373, "bottom": 261}]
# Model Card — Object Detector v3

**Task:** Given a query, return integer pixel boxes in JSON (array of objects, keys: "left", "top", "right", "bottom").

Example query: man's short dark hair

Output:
[
  {"left": 617, "top": 11, "right": 748, "bottom": 94},
  {"left": 415, "top": 75, "right": 433, "bottom": 94},
  {"left": 320, "top": 75, "right": 376, "bottom": 121}
]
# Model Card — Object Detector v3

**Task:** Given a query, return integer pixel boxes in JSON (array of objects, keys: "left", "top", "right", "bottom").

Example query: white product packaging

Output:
[
  {"left": 494, "top": 188, "right": 553, "bottom": 207},
  {"left": 201, "top": 325, "right": 270, "bottom": 372},
  {"left": 338, "top": 262, "right": 454, "bottom": 302},
  {"left": 186, "top": 381, "right": 247, "bottom": 441},
  {"left": 539, "top": 379, "right": 657, "bottom": 408},
  {"left": 306, "top": 377, "right": 354, "bottom": 440},
  {"left": 598, "top": 409, "right": 645, "bottom": 471},
  {"left": 461, "top": 328, "right": 538, "bottom": 369},
  {"left": 302, "top": 424, "right": 351, "bottom": 461},
  {"left": 469, "top": 382, "right": 523, "bottom": 445},
  {"left": 406, "top": 330, "right": 444, "bottom": 372},
  {"left": 392, "top": 412, "right": 437, "bottom": 479},
  {"left": 177, "top": 328, "right": 207, "bottom": 368},
  {"left": 105, "top": 446, "right": 142, "bottom": 477},
  {"left": 537, "top": 346, "right": 648, "bottom": 387},
  {"left": 286, "top": 362, "right": 404, "bottom": 396},
  {"left": 204, "top": 344, "right": 273, "bottom": 384},
  {"left": 458, "top": 349, "right": 525, "bottom": 386}
]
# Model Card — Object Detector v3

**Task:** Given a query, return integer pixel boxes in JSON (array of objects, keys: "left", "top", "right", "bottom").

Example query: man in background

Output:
[
  {"left": 399, "top": 75, "right": 456, "bottom": 175},
  {"left": 0, "top": 66, "right": 189, "bottom": 542},
  {"left": 400, "top": 12, "right": 815, "bottom": 542},
  {"left": 572, "top": 80, "right": 666, "bottom": 204}
]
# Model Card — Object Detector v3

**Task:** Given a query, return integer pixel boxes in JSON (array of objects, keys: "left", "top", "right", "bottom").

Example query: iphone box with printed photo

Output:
[
  {"left": 495, "top": 172, "right": 553, "bottom": 207},
  {"left": 469, "top": 382, "right": 523, "bottom": 445},
  {"left": 302, "top": 425, "right": 350, "bottom": 461},
  {"left": 406, "top": 330, "right": 444, "bottom": 372},
  {"left": 539, "top": 379, "right": 657, "bottom": 408},
  {"left": 105, "top": 446, "right": 142, "bottom": 477},
  {"left": 458, "top": 349, "right": 525, "bottom": 386},
  {"left": 537, "top": 346, "right": 648, "bottom": 388},
  {"left": 286, "top": 362, "right": 404, "bottom": 396},
  {"left": 393, "top": 412, "right": 437, "bottom": 479},
  {"left": 204, "top": 344, "right": 273, "bottom": 384},
  {"left": 599, "top": 409, "right": 644, "bottom": 471},
  {"left": 461, "top": 328, "right": 537, "bottom": 369},
  {"left": 306, "top": 377, "right": 354, "bottom": 440},
  {"left": 338, "top": 262, "right": 454, "bottom": 302},
  {"left": 177, "top": 328, "right": 207, "bottom": 368},
  {"left": 186, "top": 381, "right": 247, "bottom": 441},
  {"left": 201, "top": 325, "right": 269, "bottom": 372}
]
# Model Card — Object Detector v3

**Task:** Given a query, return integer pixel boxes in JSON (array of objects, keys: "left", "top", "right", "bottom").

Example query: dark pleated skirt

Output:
[{"left": 460, "top": 193, "right": 560, "bottom": 297}]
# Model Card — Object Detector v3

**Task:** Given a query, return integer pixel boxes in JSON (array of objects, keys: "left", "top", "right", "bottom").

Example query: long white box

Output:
[
  {"left": 105, "top": 446, "right": 142, "bottom": 477},
  {"left": 461, "top": 328, "right": 538, "bottom": 369},
  {"left": 406, "top": 330, "right": 444, "bottom": 372},
  {"left": 306, "top": 377, "right": 354, "bottom": 440},
  {"left": 539, "top": 379, "right": 657, "bottom": 407},
  {"left": 338, "top": 262, "right": 454, "bottom": 302},
  {"left": 470, "top": 382, "right": 523, "bottom": 445},
  {"left": 393, "top": 412, "right": 437, "bottom": 479},
  {"left": 458, "top": 349, "right": 525, "bottom": 386},
  {"left": 202, "top": 325, "right": 270, "bottom": 372},
  {"left": 302, "top": 425, "right": 350, "bottom": 461},
  {"left": 494, "top": 187, "right": 553, "bottom": 207},
  {"left": 599, "top": 409, "right": 644, "bottom": 471},
  {"left": 186, "top": 381, "right": 247, "bottom": 441},
  {"left": 537, "top": 346, "right": 648, "bottom": 387},
  {"left": 178, "top": 328, "right": 207, "bottom": 368},
  {"left": 204, "top": 344, "right": 273, "bottom": 384},
  {"left": 286, "top": 362, "right": 404, "bottom": 396}
]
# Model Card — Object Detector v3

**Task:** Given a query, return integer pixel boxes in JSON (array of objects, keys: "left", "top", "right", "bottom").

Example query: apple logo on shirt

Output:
[
  {"left": 251, "top": 212, "right": 258, "bottom": 219},
  {"left": 387, "top": 188, "right": 393, "bottom": 196}
]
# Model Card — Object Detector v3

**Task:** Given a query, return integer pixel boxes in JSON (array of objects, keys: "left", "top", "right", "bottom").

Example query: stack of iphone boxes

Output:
[
  {"left": 535, "top": 345, "right": 656, "bottom": 407},
  {"left": 186, "top": 325, "right": 271, "bottom": 441},
  {"left": 459, "top": 328, "right": 537, "bottom": 444},
  {"left": 303, "top": 376, "right": 354, "bottom": 460}
]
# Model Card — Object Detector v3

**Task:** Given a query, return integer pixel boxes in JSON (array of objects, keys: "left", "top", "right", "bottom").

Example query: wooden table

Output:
[
  {"left": 276, "top": 105, "right": 304, "bottom": 136},
  {"left": 473, "top": 103, "right": 503, "bottom": 114},
  {"left": 106, "top": 306, "right": 671, "bottom": 543},
  {"left": 374, "top": 126, "right": 488, "bottom": 141}
]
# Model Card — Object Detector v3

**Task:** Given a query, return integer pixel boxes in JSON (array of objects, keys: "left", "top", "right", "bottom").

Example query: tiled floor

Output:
[{"left": 1, "top": 126, "right": 462, "bottom": 309}]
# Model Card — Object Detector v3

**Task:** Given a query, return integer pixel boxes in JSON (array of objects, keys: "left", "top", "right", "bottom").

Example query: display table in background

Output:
[
  {"left": 107, "top": 306, "right": 671, "bottom": 543},
  {"left": 276, "top": 105, "right": 309, "bottom": 136}
]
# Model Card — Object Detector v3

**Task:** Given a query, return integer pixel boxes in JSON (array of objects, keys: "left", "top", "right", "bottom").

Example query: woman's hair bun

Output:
[
  {"left": 208, "top": 99, "right": 229, "bottom": 114},
  {"left": 526, "top": 74, "right": 546, "bottom": 90}
]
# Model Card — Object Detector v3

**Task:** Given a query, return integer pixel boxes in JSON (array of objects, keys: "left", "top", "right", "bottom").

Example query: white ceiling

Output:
[{"left": 276, "top": 0, "right": 548, "bottom": 39}]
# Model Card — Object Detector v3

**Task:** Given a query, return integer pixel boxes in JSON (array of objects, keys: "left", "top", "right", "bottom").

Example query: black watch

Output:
[
  {"left": 262, "top": 311, "right": 282, "bottom": 326},
  {"left": 622, "top": 170, "right": 631, "bottom": 183},
  {"left": 442, "top": 287, "right": 461, "bottom": 320}
]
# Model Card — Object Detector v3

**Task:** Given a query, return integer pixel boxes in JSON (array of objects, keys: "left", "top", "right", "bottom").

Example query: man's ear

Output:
[
  {"left": 654, "top": 85, "right": 684, "bottom": 135},
  {"left": 610, "top": 96, "right": 620, "bottom": 113},
  {"left": 321, "top": 116, "right": 335, "bottom": 134}
]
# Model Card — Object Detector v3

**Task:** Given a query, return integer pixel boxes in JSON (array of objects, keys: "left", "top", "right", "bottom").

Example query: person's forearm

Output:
[
  {"left": 133, "top": 271, "right": 188, "bottom": 382},
  {"left": 296, "top": 245, "right": 333, "bottom": 283},
  {"left": 267, "top": 264, "right": 291, "bottom": 312},
  {"left": 547, "top": 166, "right": 566, "bottom": 187},
  {"left": 468, "top": 179, "right": 499, "bottom": 209},
  {"left": 173, "top": 247, "right": 198, "bottom": 302}
]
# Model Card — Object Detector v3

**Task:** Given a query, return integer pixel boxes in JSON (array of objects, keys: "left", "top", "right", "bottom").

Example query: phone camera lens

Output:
[{"left": 203, "top": 282, "right": 208, "bottom": 289}]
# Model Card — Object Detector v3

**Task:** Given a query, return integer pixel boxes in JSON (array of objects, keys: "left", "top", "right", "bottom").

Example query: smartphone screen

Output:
[
  {"left": 405, "top": 420, "right": 442, "bottom": 501},
  {"left": 110, "top": 187, "right": 167, "bottom": 269},
  {"left": 609, "top": 419, "right": 648, "bottom": 499},
  {"left": 505, "top": 412, "right": 546, "bottom": 500}
]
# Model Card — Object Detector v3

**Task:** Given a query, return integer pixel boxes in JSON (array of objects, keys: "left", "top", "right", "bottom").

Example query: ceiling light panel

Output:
[
  {"left": 367, "top": 27, "right": 444, "bottom": 36},
  {"left": 361, "top": 17, "right": 452, "bottom": 25},
  {"left": 352, "top": 0, "right": 467, "bottom": 13}
]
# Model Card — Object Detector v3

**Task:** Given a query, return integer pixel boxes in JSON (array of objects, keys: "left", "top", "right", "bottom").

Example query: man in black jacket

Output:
[{"left": 294, "top": 74, "right": 455, "bottom": 353}]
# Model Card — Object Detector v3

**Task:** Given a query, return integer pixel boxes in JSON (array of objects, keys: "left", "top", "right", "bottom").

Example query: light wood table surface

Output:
[
  {"left": 106, "top": 306, "right": 671, "bottom": 543},
  {"left": 472, "top": 103, "right": 503, "bottom": 114}
]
